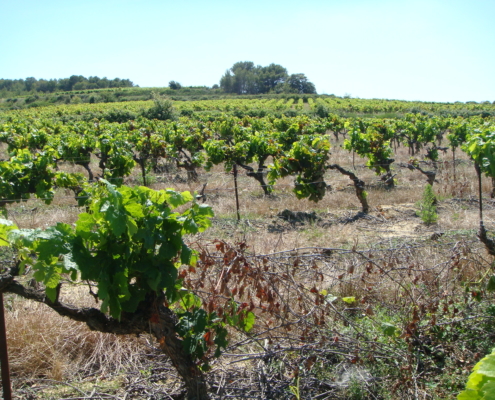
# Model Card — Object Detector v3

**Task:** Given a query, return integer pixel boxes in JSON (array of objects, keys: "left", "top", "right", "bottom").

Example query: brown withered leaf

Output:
[
  {"left": 224, "top": 248, "right": 236, "bottom": 265},
  {"left": 208, "top": 299, "right": 215, "bottom": 314},
  {"left": 412, "top": 307, "right": 420, "bottom": 323},
  {"left": 204, "top": 331, "right": 214, "bottom": 346},
  {"left": 179, "top": 269, "right": 188, "bottom": 279},
  {"left": 366, "top": 263, "right": 373, "bottom": 273},
  {"left": 215, "top": 240, "right": 225, "bottom": 253},
  {"left": 305, "top": 356, "right": 317, "bottom": 371}
]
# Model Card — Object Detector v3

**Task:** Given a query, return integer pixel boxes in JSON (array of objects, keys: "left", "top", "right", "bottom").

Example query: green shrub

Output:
[
  {"left": 314, "top": 103, "right": 330, "bottom": 118},
  {"left": 103, "top": 108, "right": 137, "bottom": 123},
  {"left": 180, "top": 108, "right": 194, "bottom": 117},
  {"left": 417, "top": 184, "right": 438, "bottom": 225},
  {"left": 141, "top": 92, "right": 176, "bottom": 120}
]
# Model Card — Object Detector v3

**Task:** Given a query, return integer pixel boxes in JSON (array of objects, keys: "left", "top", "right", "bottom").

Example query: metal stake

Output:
[
  {"left": 0, "top": 293, "right": 12, "bottom": 400},
  {"left": 233, "top": 164, "right": 240, "bottom": 222}
]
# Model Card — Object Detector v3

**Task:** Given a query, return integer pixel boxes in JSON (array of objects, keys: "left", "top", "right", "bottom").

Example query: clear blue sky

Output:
[{"left": 1, "top": 0, "right": 494, "bottom": 103}]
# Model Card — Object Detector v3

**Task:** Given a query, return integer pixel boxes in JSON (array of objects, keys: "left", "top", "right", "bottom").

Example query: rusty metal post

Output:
[{"left": 0, "top": 293, "right": 12, "bottom": 400}]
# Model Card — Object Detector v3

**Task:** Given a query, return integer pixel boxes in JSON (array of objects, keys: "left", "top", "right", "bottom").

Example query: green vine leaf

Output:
[
  {"left": 0, "top": 219, "right": 18, "bottom": 246},
  {"left": 458, "top": 348, "right": 495, "bottom": 399},
  {"left": 487, "top": 276, "right": 495, "bottom": 292},
  {"left": 381, "top": 323, "right": 398, "bottom": 337},
  {"left": 10, "top": 182, "right": 214, "bottom": 321}
]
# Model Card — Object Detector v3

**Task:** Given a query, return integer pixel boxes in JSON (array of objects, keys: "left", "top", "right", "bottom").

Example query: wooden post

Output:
[
  {"left": 453, "top": 148, "right": 456, "bottom": 182},
  {"left": 233, "top": 164, "right": 240, "bottom": 222},
  {"left": 0, "top": 294, "right": 12, "bottom": 400},
  {"left": 475, "top": 162, "right": 483, "bottom": 224}
]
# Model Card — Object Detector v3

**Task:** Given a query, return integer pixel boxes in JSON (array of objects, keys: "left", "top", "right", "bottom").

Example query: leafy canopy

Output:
[{"left": 9, "top": 180, "right": 213, "bottom": 319}]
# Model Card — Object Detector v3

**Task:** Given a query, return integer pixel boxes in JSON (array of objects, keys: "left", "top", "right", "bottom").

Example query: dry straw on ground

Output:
[{"left": 3, "top": 138, "right": 495, "bottom": 399}]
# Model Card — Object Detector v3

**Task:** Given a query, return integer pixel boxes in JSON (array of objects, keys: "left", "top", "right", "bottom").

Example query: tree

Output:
[
  {"left": 219, "top": 70, "right": 234, "bottom": 93},
  {"left": 37, "top": 79, "right": 57, "bottom": 93},
  {"left": 68, "top": 75, "right": 85, "bottom": 91},
  {"left": 0, "top": 76, "right": 135, "bottom": 97},
  {"left": 219, "top": 62, "right": 316, "bottom": 95},
  {"left": 230, "top": 61, "right": 258, "bottom": 94},
  {"left": 168, "top": 80, "right": 182, "bottom": 90},
  {"left": 24, "top": 77, "right": 37, "bottom": 92},
  {"left": 258, "top": 64, "right": 288, "bottom": 93},
  {"left": 220, "top": 62, "right": 262, "bottom": 94},
  {"left": 286, "top": 73, "right": 317, "bottom": 94}
]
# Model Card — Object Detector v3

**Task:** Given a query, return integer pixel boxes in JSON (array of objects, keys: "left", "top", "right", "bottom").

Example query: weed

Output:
[
  {"left": 416, "top": 184, "right": 438, "bottom": 225},
  {"left": 289, "top": 377, "right": 301, "bottom": 400},
  {"left": 345, "top": 377, "right": 367, "bottom": 400},
  {"left": 134, "top": 174, "right": 157, "bottom": 186}
]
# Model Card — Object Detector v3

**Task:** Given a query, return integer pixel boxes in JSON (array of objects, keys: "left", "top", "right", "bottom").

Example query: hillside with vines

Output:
[{"left": 0, "top": 94, "right": 494, "bottom": 399}]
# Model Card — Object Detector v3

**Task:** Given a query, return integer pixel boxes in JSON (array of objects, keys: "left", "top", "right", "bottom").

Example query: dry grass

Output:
[
  {"left": 6, "top": 281, "right": 150, "bottom": 384},
  {"left": 7, "top": 299, "right": 146, "bottom": 381},
  {"left": 3, "top": 137, "right": 495, "bottom": 398}
]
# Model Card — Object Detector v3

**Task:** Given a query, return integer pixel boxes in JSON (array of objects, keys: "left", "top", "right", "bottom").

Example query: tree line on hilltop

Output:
[
  {"left": 1, "top": 62, "right": 317, "bottom": 99},
  {"left": 0, "top": 75, "right": 135, "bottom": 96}
]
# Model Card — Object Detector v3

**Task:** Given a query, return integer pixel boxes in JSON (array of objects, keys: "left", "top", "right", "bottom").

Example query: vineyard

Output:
[{"left": 0, "top": 95, "right": 495, "bottom": 399}]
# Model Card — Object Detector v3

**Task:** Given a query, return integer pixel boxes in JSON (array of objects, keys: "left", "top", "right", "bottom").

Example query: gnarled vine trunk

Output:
[
  {"left": 478, "top": 224, "right": 495, "bottom": 257},
  {"left": 77, "top": 161, "right": 94, "bottom": 182},
  {"left": 1, "top": 276, "right": 210, "bottom": 400},
  {"left": 238, "top": 159, "right": 271, "bottom": 196},
  {"left": 406, "top": 163, "right": 437, "bottom": 186},
  {"left": 327, "top": 164, "right": 369, "bottom": 213}
]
